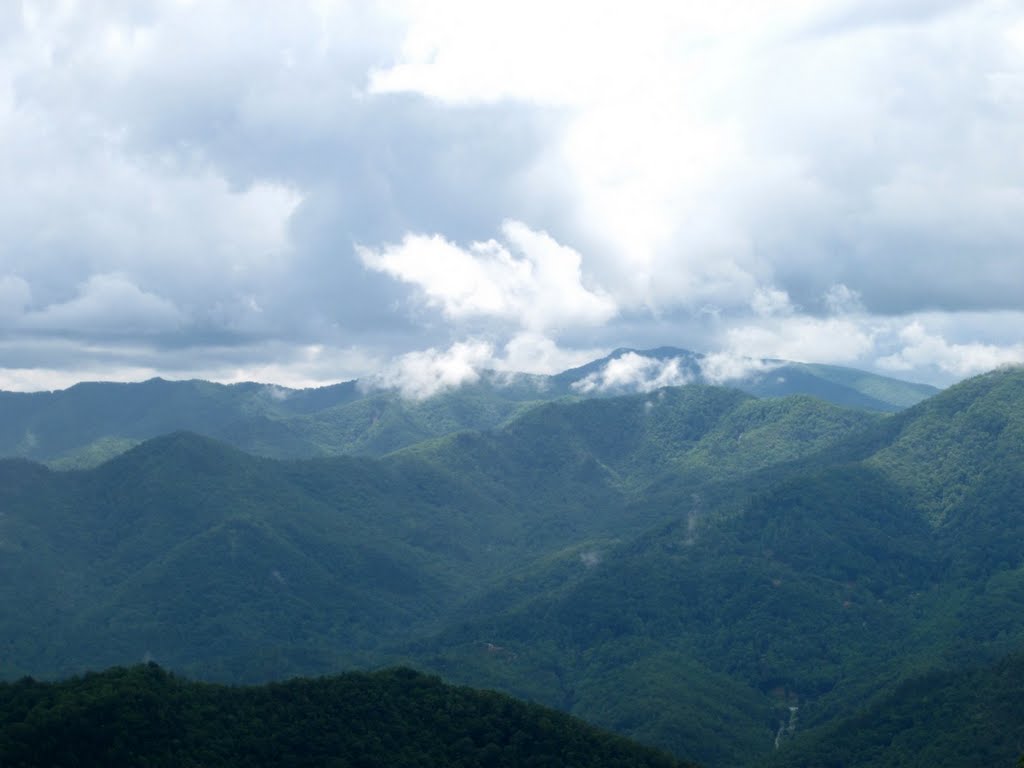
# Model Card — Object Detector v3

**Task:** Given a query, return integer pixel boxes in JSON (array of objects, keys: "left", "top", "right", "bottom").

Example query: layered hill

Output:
[
  {"left": 766, "top": 651, "right": 1024, "bottom": 767},
  {"left": 0, "top": 348, "right": 936, "bottom": 468},
  {"left": 2, "top": 367, "right": 1018, "bottom": 766},
  {"left": 0, "top": 386, "right": 875, "bottom": 685},
  {"left": 0, "top": 664, "right": 690, "bottom": 768},
  {"left": 399, "top": 367, "right": 1024, "bottom": 766}
]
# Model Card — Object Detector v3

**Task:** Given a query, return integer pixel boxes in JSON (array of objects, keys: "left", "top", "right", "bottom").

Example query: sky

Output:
[{"left": 1, "top": 0, "right": 1022, "bottom": 393}]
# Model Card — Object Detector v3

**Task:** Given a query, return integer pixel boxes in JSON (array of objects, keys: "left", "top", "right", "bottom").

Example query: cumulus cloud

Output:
[
  {"left": 367, "top": 340, "right": 495, "bottom": 399},
  {"left": 572, "top": 352, "right": 694, "bottom": 395},
  {"left": 497, "top": 332, "right": 606, "bottom": 376},
  {"left": 877, "top": 321, "right": 1024, "bottom": 377},
  {"left": 0, "top": 1, "right": 1021, "bottom": 390},
  {"left": 357, "top": 221, "right": 616, "bottom": 332},
  {"left": 722, "top": 316, "right": 877, "bottom": 365},
  {"left": 363, "top": 332, "right": 609, "bottom": 399},
  {"left": 22, "top": 273, "right": 185, "bottom": 334},
  {"left": 699, "top": 352, "right": 781, "bottom": 384},
  {"left": 823, "top": 283, "right": 864, "bottom": 315},
  {"left": 751, "top": 287, "right": 795, "bottom": 317}
]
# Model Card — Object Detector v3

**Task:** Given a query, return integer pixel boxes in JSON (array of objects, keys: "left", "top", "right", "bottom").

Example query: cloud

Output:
[
  {"left": 751, "top": 287, "right": 795, "bottom": 317},
  {"left": 0, "top": 276, "right": 31, "bottom": 323},
  {"left": 497, "top": 332, "right": 606, "bottom": 376},
  {"left": 572, "top": 352, "right": 694, "bottom": 395},
  {"left": 357, "top": 220, "right": 617, "bottom": 332},
  {"left": 699, "top": 352, "right": 781, "bottom": 384},
  {"left": 823, "top": 283, "right": 864, "bottom": 315},
  {"left": 0, "top": 1, "right": 1022, "bottom": 391},
  {"left": 363, "top": 332, "right": 609, "bottom": 399},
  {"left": 877, "top": 321, "right": 1024, "bottom": 377},
  {"left": 22, "top": 273, "right": 185, "bottom": 334},
  {"left": 374, "top": 0, "right": 1024, "bottom": 322},
  {"left": 722, "top": 315, "right": 878, "bottom": 365},
  {"left": 366, "top": 340, "right": 494, "bottom": 400}
]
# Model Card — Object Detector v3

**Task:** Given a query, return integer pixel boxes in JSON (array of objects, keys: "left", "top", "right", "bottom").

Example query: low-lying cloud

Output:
[
  {"left": 365, "top": 340, "right": 494, "bottom": 400},
  {"left": 572, "top": 352, "right": 694, "bottom": 395}
]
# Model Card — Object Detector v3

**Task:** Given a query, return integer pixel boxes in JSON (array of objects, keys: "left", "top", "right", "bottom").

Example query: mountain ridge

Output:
[
  {"left": 4, "top": 367, "right": 1022, "bottom": 766},
  {"left": 0, "top": 348, "right": 939, "bottom": 469}
]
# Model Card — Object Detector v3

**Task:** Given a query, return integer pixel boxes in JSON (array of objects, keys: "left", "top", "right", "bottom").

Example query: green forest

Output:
[
  {"left": 1, "top": 358, "right": 1022, "bottom": 766},
  {"left": 0, "top": 664, "right": 689, "bottom": 767}
]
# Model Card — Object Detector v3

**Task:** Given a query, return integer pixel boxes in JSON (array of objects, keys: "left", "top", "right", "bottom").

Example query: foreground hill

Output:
[
  {"left": 0, "top": 348, "right": 936, "bottom": 468},
  {"left": 0, "top": 664, "right": 690, "bottom": 768}
]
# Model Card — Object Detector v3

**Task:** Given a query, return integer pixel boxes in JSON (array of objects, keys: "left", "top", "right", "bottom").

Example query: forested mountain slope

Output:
[
  {"left": 3, "top": 369, "right": 1018, "bottom": 767},
  {"left": 768, "top": 650, "right": 1024, "bottom": 767},
  {"left": 0, "top": 386, "right": 874, "bottom": 685},
  {"left": 0, "top": 664, "right": 690, "bottom": 768},
  {"left": 400, "top": 367, "right": 1024, "bottom": 766},
  {"left": 0, "top": 348, "right": 935, "bottom": 468}
]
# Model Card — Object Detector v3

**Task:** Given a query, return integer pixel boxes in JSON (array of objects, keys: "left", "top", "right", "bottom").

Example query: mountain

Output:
[
  {"left": 553, "top": 347, "right": 938, "bottom": 411},
  {"left": 0, "top": 348, "right": 936, "bottom": 469},
  {"left": 0, "top": 664, "right": 691, "bottom": 768},
  {"left": 398, "top": 366, "right": 1024, "bottom": 766},
  {"left": 0, "top": 386, "right": 877, "bottom": 686},
  {"left": 2, "top": 367, "right": 1017, "bottom": 766},
  {"left": 768, "top": 650, "right": 1024, "bottom": 767},
  {"left": 0, "top": 377, "right": 542, "bottom": 468}
]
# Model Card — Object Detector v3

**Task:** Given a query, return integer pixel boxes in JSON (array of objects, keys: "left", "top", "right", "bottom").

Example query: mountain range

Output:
[
  {"left": 0, "top": 347, "right": 937, "bottom": 469},
  {"left": 1, "top": 351, "right": 1021, "bottom": 766}
]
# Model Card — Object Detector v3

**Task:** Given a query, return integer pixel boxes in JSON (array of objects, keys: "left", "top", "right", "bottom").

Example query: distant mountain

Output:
[
  {"left": 0, "top": 386, "right": 876, "bottom": 685},
  {"left": 0, "top": 348, "right": 937, "bottom": 468},
  {"left": 0, "top": 377, "right": 540, "bottom": 467},
  {"left": 552, "top": 347, "right": 938, "bottom": 411},
  {"left": 0, "top": 664, "right": 690, "bottom": 768}
]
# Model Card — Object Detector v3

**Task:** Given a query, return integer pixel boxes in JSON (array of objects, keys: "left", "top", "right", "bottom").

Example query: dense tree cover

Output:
[
  {"left": 0, "top": 386, "right": 875, "bottom": 687},
  {"left": 1, "top": 366, "right": 1020, "bottom": 767},
  {"left": 0, "top": 664, "right": 691, "bottom": 768},
  {"left": 769, "top": 651, "right": 1024, "bottom": 767},
  {"left": 400, "top": 368, "right": 1024, "bottom": 765},
  {"left": 0, "top": 348, "right": 933, "bottom": 468}
]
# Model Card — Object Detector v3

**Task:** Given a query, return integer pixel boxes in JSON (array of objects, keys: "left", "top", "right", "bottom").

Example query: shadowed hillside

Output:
[{"left": 0, "top": 664, "right": 691, "bottom": 768}]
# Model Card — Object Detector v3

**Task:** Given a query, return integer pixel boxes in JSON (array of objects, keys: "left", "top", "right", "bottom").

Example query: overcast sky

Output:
[{"left": 1, "top": 0, "right": 1022, "bottom": 392}]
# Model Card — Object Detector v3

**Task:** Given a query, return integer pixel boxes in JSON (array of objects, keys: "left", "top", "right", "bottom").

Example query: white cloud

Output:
[
  {"left": 0, "top": 365, "right": 163, "bottom": 393},
  {"left": 357, "top": 220, "right": 617, "bottom": 332},
  {"left": 699, "top": 352, "right": 781, "bottom": 384},
  {"left": 496, "top": 332, "right": 607, "bottom": 376},
  {"left": 373, "top": 0, "right": 1024, "bottom": 321},
  {"left": 572, "top": 352, "right": 693, "bottom": 394},
  {"left": 751, "top": 287, "right": 794, "bottom": 317},
  {"left": 723, "top": 316, "right": 877, "bottom": 365},
  {"left": 367, "top": 339, "right": 494, "bottom": 399},
  {"left": 22, "top": 273, "right": 185, "bottom": 334},
  {"left": 823, "top": 283, "right": 864, "bottom": 315},
  {"left": 0, "top": 339, "right": 382, "bottom": 392},
  {"left": 0, "top": 1, "right": 1021, "bottom": 391},
  {"left": 877, "top": 321, "right": 1024, "bottom": 377}
]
